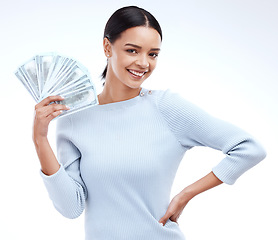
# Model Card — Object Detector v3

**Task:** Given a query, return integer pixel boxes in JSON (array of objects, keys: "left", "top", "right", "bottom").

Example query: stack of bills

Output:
[{"left": 15, "top": 53, "right": 99, "bottom": 118}]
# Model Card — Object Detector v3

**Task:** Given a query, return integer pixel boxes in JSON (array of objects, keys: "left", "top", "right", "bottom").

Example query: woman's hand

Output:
[
  {"left": 158, "top": 191, "right": 191, "bottom": 226},
  {"left": 159, "top": 172, "right": 223, "bottom": 226},
  {"left": 32, "top": 95, "right": 69, "bottom": 141}
]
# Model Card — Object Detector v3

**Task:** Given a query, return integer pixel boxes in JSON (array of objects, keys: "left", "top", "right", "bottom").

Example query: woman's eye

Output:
[
  {"left": 127, "top": 49, "right": 137, "bottom": 54},
  {"left": 149, "top": 53, "right": 159, "bottom": 58}
]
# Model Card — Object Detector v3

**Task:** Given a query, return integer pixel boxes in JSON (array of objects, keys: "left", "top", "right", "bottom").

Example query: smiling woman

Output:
[
  {"left": 33, "top": 5, "right": 267, "bottom": 240},
  {"left": 100, "top": 26, "right": 161, "bottom": 102},
  {"left": 98, "top": 6, "right": 163, "bottom": 104},
  {"left": 101, "top": 6, "right": 162, "bottom": 77}
]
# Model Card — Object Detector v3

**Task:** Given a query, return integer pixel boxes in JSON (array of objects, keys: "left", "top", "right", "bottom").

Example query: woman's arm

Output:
[
  {"left": 157, "top": 89, "right": 267, "bottom": 185},
  {"left": 33, "top": 137, "right": 60, "bottom": 175},
  {"left": 156, "top": 89, "right": 266, "bottom": 225},
  {"left": 181, "top": 171, "right": 223, "bottom": 200},
  {"left": 159, "top": 171, "right": 222, "bottom": 225},
  {"left": 33, "top": 95, "right": 68, "bottom": 175},
  {"left": 33, "top": 96, "right": 87, "bottom": 219}
]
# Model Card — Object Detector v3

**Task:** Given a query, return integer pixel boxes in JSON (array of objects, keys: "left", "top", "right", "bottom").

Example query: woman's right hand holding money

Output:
[
  {"left": 33, "top": 95, "right": 69, "bottom": 140},
  {"left": 32, "top": 95, "right": 69, "bottom": 175}
]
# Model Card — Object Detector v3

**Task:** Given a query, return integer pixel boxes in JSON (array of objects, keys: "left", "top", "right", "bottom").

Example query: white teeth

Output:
[{"left": 128, "top": 70, "right": 145, "bottom": 77}]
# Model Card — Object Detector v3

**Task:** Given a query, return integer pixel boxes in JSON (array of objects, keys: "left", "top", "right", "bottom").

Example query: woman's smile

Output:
[{"left": 127, "top": 69, "right": 148, "bottom": 79}]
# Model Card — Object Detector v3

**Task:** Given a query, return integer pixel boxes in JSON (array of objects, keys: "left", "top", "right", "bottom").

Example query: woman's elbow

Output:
[
  {"left": 246, "top": 138, "right": 267, "bottom": 163},
  {"left": 64, "top": 210, "right": 84, "bottom": 219},
  {"left": 52, "top": 190, "right": 86, "bottom": 219},
  {"left": 54, "top": 203, "right": 85, "bottom": 219}
]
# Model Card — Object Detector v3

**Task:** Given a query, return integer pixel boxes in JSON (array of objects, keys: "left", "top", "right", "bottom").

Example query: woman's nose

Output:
[{"left": 135, "top": 55, "right": 149, "bottom": 68}]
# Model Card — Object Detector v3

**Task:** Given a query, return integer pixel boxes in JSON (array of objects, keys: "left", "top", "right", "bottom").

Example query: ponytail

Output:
[{"left": 101, "top": 63, "right": 108, "bottom": 86}]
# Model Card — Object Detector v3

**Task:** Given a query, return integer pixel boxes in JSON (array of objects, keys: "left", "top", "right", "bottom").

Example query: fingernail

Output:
[
  {"left": 66, "top": 105, "right": 70, "bottom": 110},
  {"left": 159, "top": 222, "right": 164, "bottom": 226}
]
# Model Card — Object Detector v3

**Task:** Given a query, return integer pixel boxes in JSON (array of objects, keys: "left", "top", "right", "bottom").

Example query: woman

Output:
[{"left": 33, "top": 6, "right": 266, "bottom": 240}]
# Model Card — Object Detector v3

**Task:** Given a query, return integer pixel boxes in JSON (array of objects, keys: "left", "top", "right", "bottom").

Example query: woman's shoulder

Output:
[
  {"left": 150, "top": 87, "right": 193, "bottom": 108},
  {"left": 147, "top": 87, "right": 176, "bottom": 102},
  {"left": 150, "top": 87, "right": 212, "bottom": 125}
]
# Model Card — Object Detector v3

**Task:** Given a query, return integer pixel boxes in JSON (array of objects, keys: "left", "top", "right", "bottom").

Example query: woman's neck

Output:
[{"left": 97, "top": 79, "right": 142, "bottom": 105}]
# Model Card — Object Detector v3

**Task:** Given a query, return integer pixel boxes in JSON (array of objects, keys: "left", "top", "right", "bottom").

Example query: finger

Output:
[
  {"left": 169, "top": 212, "right": 181, "bottom": 223},
  {"left": 46, "top": 109, "right": 64, "bottom": 122},
  {"left": 35, "top": 95, "right": 64, "bottom": 109},
  {"left": 159, "top": 209, "right": 174, "bottom": 226},
  {"left": 36, "top": 103, "right": 69, "bottom": 118},
  {"left": 45, "top": 104, "right": 70, "bottom": 118}
]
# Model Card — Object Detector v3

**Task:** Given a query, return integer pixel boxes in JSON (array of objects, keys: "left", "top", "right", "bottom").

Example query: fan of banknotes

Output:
[{"left": 15, "top": 53, "right": 99, "bottom": 118}]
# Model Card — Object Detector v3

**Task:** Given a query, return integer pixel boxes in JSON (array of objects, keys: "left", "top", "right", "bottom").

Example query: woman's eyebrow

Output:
[{"left": 125, "top": 43, "right": 160, "bottom": 51}]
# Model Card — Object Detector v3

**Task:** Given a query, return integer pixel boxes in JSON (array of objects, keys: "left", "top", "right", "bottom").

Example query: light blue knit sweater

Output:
[{"left": 40, "top": 87, "right": 266, "bottom": 240}]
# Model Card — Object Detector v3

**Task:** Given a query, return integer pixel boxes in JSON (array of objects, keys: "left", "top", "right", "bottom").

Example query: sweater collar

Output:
[{"left": 93, "top": 87, "right": 147, "bottom": 111}]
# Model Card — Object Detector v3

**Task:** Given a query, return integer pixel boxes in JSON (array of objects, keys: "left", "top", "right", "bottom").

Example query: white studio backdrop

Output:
[{"left": 0, "top": 0, "right": 277, "bottom": 239}]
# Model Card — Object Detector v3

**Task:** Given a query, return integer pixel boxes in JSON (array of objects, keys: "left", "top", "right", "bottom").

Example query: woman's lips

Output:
[{"left": 127, "top": 69, "right": 148, "bottom": 78}]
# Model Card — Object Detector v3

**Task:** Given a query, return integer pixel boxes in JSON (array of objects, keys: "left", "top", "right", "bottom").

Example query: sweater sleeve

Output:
[
  {"left": 39, "top": 115, "right": 87, "bottom": 219},
  {"left": 156, "top": 88, "right": 267, "bottom": 185}
]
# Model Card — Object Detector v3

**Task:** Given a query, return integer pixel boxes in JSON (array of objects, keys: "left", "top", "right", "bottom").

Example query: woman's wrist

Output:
[
  {"left": 180, "top": 185, "right": 197, "bottom": 203},
  {"left": 33, "top": 134, "right": 48, "bottom": 147},
  {"left": 32, "top": 135, "right": 60, "bottom": 176}
]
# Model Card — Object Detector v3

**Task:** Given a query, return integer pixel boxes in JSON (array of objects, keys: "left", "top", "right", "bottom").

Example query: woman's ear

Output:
[{"left": 103, "top": 38, "right": 112, "bottom": 58}]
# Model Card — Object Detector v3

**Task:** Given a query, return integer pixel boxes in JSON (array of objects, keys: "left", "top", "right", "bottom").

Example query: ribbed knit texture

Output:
[{"left": 40, "top": 87, "right": 266, "bottom": 240}]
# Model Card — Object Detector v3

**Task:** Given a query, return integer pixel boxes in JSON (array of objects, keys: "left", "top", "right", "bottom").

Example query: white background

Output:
[{"left": 0, "top": 0, "right": 277, "bottom": 239}]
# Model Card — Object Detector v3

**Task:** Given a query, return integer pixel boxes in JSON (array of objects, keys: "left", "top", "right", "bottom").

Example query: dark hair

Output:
[{"left": 101, "top": 6, "right": 163, "bottom": 84}]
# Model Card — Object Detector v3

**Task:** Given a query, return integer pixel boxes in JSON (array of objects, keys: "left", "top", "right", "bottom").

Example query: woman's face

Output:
[{"left": 104, "top": 26, "right": 161, "bottom": 89}]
